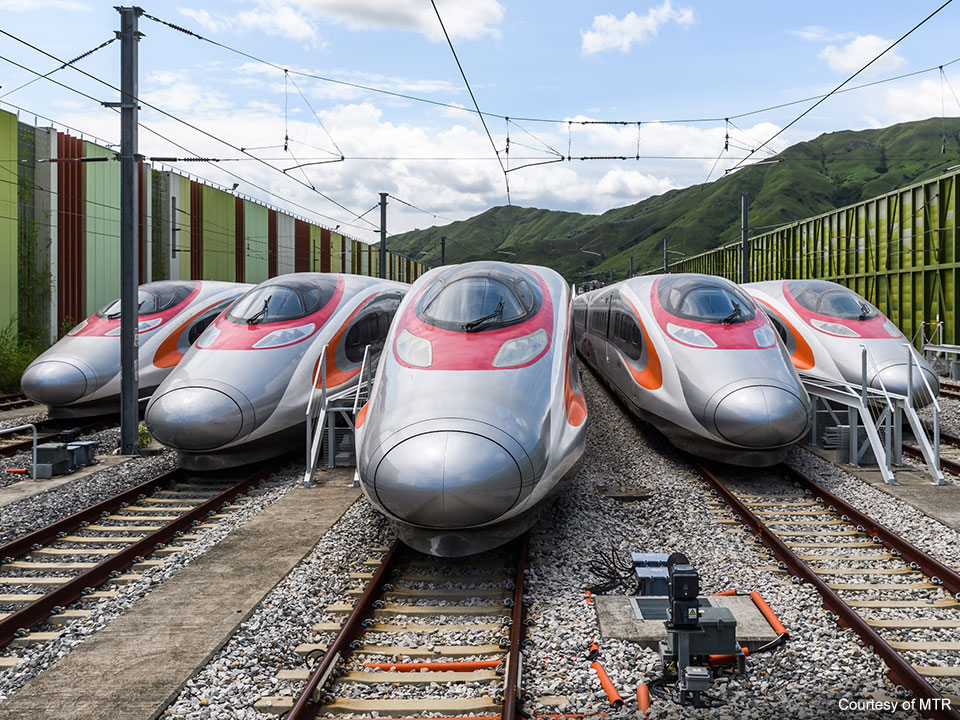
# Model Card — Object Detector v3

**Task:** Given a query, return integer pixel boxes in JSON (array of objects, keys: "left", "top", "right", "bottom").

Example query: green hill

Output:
[{"left": 387, "top": 117, "right": 960, "bottom": 282}]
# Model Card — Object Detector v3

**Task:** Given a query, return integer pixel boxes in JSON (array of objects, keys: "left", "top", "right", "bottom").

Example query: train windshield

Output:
[
  {"left": 97, "top": 281, "right": 196, "bottom": 319},
  {"left": 788, "top": 280, "right": 878, "bottom": 320},
  {"left": 227, "top": 277, "right": 337, "bottom": 325},
  {"left": 417, "top": 264, "right": 541, "bottom": 332},
  {"left": 658, "top": 276, "right": 755, "bottom": 324}
]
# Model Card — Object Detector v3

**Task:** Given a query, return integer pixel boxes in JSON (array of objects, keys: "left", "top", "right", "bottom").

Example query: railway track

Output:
[
  {"left": 0, "top": 394, "right": 35, "bottom": 413},
  {"left": 0, "top": 464, "right": 272, "bottom": 667},
  {"left": 903, "top": 428, "right": 960, "bottom": 477},
  {"left": 0, "top": 417, "right": 117, "bottom": 459},
  {"left": 699, "top": 462, "right": 960, "bottom": 719},
  {"left": 939, "top": 381, "right": 960, "bottom": 401},
  {"left": 258, "top": 536, "right": 529, "bottom": 719}
]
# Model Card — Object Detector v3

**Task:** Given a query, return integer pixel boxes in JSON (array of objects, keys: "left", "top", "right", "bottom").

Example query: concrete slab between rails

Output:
[
  {"left": 802, "top": 446, "right": 960, "bottom": 533},
  {"left": 594, "top": 595, "right": 778, "bottom": 651},
  {"left": 0, "top": 405, "right": 42, "bottom": 423},
  {"left": 0, "top": 455, "right": 134, "bottom": 508},
  {"left": 0, "top": 468, "right": 361, "bottom": 720}
]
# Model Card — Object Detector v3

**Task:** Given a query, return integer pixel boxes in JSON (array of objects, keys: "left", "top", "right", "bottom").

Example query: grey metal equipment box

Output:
[
  {"left": 36, "top": 443, "right": 69, "bottom": 464},
  {"left": 664, "top": 606, "right": 739, "bottom": 656},
  {"left": 684, "top": 666, "right": 712, "bottom": 692},
  {"left": 632, "top": 553, "right": 670, "bottom": 596}
]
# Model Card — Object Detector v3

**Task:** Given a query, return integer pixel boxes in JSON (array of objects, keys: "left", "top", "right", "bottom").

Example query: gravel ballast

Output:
[{"left": 159, "top": 364, "right": 960, "bottom": 719}]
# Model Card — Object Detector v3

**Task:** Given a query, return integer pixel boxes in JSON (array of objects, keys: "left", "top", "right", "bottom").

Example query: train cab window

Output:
[
  {"left": 416, "top": 264, "right": 542, "bottom": 332},
  {"left": 227, "top": 277, "right": 337, "bottom": 325},
  {"left": 97, "top": 281, "right": 196, "bottom": 319},
  {"left": 658, "top": 276, "right": 755, "bottom": 325},
  {"left": 787, "top": 280, "right": 877, "bottom": 320}
]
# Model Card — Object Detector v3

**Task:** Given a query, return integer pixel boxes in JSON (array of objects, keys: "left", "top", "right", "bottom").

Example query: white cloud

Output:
[
  {"left": 596, "top": 169, "right": 678, "bottom": 199},
  {"left": 235, "top": 3, "right": 318, "bottom": 42},
  {"left": 581, "top": 1, "right": 694, "bottom": 56},
  {"left": 0, "top": 0, "right": 87, "bottom": 9},
  {"left": 789, "top": 25, "right": 852, "bottom": 43},
  {"left": 178, "top": 3, "right": 318, "bottom": 43},
  {"left": 177, "top": 7, "right": 224, "bottom": 32},
  {"left": 289, "top": 0, "right": 503, "bottom": 41},
  {"left": 819, "top": 34, "right": 905, "bottom": 75}
]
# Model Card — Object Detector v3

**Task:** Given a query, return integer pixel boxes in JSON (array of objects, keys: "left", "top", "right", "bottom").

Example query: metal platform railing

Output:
[
  {"left": 303, "top": 345, "right": 373, "bottom": 487},
  {"left": 801, "top": 345, "right": 944, "bottom": 486}
]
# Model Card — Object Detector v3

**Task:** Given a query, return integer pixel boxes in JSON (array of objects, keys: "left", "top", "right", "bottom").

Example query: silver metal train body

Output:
[
  {"left": 356, "top": 261, "right": 587, "bottom": 557},
  {"left": 145, "top": 273, "right": 406, "bottom": 470},
  {"left": 21, "top": 280, "right": 250, "bottom": 418},
  {"left": 743, "top": 279, "right": 939, "bottom": 406},
  {"left": 573, "top": 274, "right": 812, "bottom": 466}
]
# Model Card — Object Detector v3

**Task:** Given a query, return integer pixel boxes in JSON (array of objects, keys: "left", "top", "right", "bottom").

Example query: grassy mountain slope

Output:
[{"left": 388, "top": 117, "right": 960, "bottom": 282}]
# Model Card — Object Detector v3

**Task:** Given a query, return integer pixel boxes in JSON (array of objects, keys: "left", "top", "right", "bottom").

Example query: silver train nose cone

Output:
[
  {"left": 713, "top": 386, "right": 809, "bottom": 448},
  {"left": 21, "top": 360, "right": 89, "bottom": 405},
  {"left": 374, "top": 431, "right": 521, "bottom": 528},
  {"left": 871, "top": 364, "right": 940, "bottom": 408},
  {"left": 146, "top": 387, "right": 244, "bottom": 451}
]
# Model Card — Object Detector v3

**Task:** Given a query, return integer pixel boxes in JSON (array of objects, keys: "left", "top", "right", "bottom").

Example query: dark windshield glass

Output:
[
  {"left": 658, "top": 276, "right": 755, "bottom": 324},
  {"left": 227, "top": 276, "right": 337, "bottom": 324},
  {"left": 788, "top": 280, "right": 877, "bottom": 320},
  {"left": 416, "top": 263, "right": 541, "bottom": 332},
  {"left": 97, "top": 281, "right": 196, "bottom": 319}
]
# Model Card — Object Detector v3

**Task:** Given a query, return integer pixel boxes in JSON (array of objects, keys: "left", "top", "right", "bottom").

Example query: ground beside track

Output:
[{"left": 0, "top": 469, "right": 360, "bottom": 720}]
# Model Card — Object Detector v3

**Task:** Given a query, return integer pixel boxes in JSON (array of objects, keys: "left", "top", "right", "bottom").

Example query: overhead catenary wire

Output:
[
  {"left": 0, "top": 35, "right": 116, "bottom": 99},
  {"left": 0, "top": 28, "right": 378, "bottom": 231},
  {"left": 0, "top": 48, "right": 374, "bottom": 234},
  {"left": 139, "top": 10, "right": 960, "bottom": 130},
  {"left": 429, "top": 0, "right": 510, "bottom": 204},
  {"left": 728, "top": 0, "right": 956, "bottom": 172}
]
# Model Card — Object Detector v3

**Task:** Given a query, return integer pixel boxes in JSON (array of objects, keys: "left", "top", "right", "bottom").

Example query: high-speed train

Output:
[
  {"left": 574, "top": 274, "right": 812, "bottom": 466},
  {"left": 21, "top": 280, "right": 250, "bottom": 418},
  {"left": 744, "top": 279, "right": 939, "bottom": 407},
  {"left": 145, "top": 273, "right": 406, "bottom": 470},
  {"left": 356, "top": 261, "right": 587, "bottom": 557}
]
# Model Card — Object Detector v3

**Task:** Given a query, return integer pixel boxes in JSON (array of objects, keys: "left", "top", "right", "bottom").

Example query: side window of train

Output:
[
  {"left": 187, "top": 313, "right": 217, "bottom": 345},
  {"left": 612, "top": 311, "right": 643, "bottom": 361},
  {"left": 764, "top": 311, "right": 789, "bottom": 344},
  {"left": 345, "top": 313, "right": 379, "bottom": 364}
]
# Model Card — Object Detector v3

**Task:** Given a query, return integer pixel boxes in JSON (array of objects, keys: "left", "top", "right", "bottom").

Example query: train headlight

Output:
[
  {"left": 252, "top": 323, "right": 316, "bottom": 349},
  {"left": 666, "top": 322, "right": 717, "bottom": 348},
  {"left": 753, "top": 324, "right": 778, "bottom": 348},
  {"left": 493, "top": 328, "right": 548, "bottom": 368},
  {"left": 396, "top": 328, "right": 433, "bottom": 367},
  {"left": 196, "top": 324, "right": 221, "bottom": 349},
  {"left": 105, "top": 317, "right": 164, "bottom": 335},
  {"left": 66, "top": 319, "right": 88, "bottom": 336},
  {"left": 883, "top": 320, "right": 902, "bottom": 338},
  {"left": 810, "top": 318, "right": 860, "bottom": 337}
]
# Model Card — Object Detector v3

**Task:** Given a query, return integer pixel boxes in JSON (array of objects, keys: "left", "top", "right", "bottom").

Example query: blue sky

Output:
[{"left": 1, "top": 0, "right": 958, "bottom": 242}]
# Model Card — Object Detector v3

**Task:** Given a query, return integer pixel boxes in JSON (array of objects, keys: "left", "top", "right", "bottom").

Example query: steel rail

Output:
[
  {"left": 501, "top": 534, "right": 529, "bottom": 720},
  {"left": 696, "top": 462, "right": 960, "bottom": 720},
  {"left": 903, "top": 442, "right": 960, "bottom": 477},
  {"left": 0, "top": 466, "right": 269, "bottom": 647},
  {"left": 0, "top": 394, "right": 33, "bottom": 411},
  {"left": 780, "top": 465, "right": 960, "bottom": 597},
  {"left": 286, "top": 540, "right": 403, "bottom": 720},
  {"left": 0, "top": 418, "right": 117, "bottom": 458},
  {"left": 0, "top": 469, "right": 181, "bottom": 560}
]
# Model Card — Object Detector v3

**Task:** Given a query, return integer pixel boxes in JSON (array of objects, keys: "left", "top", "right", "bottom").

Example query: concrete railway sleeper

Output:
[
  {"left": 699, "top": 462, "right": 960, "bottom": 720},
  {"left": 267, "top": 535, "right": 530, "bottom": 720},
  {"left": 0, "top": 464, "right": 273, "bottom": 662}
]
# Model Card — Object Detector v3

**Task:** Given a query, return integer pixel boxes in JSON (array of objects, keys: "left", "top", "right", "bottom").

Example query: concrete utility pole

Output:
[
  {"left": 116, "top": 6, "right": 142, "bottom": 455},
  {"left": 440, "top": 236, "right": 446, "bottom": 266},
  {"left": 741, "top": 192, "right": 749, "bottom": 284},
  {"left": 663, "top": 237, "right": 669, "bottom": 274},
  {"left": 379, "top": 192, "right": 387, "bottom": 279},
  {"left": 629, "top": 256, "right": 634, "bottom": 278}
]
